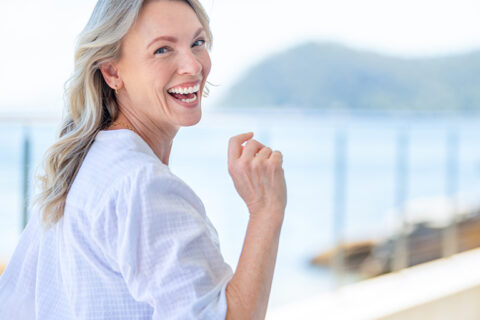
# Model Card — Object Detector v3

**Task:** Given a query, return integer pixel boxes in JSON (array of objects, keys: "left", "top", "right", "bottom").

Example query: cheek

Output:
[
  {"left": 142, "top": 64, "right": 173, "bottom": 97},
  {"left": 201, "top": 51, "right": 212, "bottom": 78},
  {"left": 122, "top": 65, "right": 169, "bottom": 105},
  {"left": 120, "top": 62, "right": 150, "bottom": 93}
]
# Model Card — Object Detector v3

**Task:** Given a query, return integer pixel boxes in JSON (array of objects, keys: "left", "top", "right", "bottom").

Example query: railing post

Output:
[
  {"left": 22, "top": 126, "right": 31, "bottom": 230},
  {"left": 443, "top": 129, "right": 459, "bottom": 257},
  {"left": 332, "top": 129, "right": 347, "bottom": 286},
  {"left": 392, "top": 128, "right": 409, "bottom": 272}
]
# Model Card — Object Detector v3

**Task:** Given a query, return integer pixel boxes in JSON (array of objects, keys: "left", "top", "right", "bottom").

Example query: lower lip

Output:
[{"left": 167, "top": 93, "right": 200, "bottom": 108}]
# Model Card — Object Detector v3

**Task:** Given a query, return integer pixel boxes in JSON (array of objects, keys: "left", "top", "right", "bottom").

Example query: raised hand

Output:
[{"left": 227, "top": 132, "right": 287, "bottom": 223}]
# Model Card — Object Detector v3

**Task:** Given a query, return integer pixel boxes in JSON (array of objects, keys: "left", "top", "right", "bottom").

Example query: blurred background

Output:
[{"left": 1, "top": 0, "right": 480, "bottom": 318}]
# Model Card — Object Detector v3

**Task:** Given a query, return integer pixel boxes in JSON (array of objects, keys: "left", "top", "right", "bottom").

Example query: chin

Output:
[{"left": 180, "top": 109, "right": 202, "bottom": 127}]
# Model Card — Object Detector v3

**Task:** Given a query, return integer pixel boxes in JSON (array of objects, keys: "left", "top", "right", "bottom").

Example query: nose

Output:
[{"left": 177, "top": 50, "right": 202, "bottom": 76}]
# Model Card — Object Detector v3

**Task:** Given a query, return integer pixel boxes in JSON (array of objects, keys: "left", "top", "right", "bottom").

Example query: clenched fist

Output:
[{"left": 228, "top": 132, "right": 287, "bottom": 223}]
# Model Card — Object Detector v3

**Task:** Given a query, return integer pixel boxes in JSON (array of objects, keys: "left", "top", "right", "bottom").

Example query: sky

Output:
[{"left": 1, "top": 0, "right": 480, "bottom": 115}]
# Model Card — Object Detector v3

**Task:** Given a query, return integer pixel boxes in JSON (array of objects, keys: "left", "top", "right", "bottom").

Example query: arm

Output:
[
  {"left": 109, "top": 165, "right": 234, "bottom": 319},
  {"left": 225, "top": 132, "right": 287, "bottom": 320},
  {"left": 226, "top": 214, "right": 282, "bottom": 320}
]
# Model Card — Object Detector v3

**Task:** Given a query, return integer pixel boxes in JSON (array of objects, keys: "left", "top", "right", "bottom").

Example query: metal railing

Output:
[
  {"left": 331, "top": 126, "right": 461, "bottom": 285},
  {"left": 0, "top": 114, "right": 60, "bottom": 229},
  {"left": 2, "top": 113, "right": 465, "bottom": 285}
]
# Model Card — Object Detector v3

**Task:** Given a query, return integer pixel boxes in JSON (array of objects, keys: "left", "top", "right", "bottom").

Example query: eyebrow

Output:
[{"left": 146, "top": 27, "right": 205, "bottom": 49}]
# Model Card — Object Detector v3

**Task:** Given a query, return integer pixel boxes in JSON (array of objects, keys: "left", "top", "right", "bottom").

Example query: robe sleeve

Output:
[{"left": 110, "top": 163, "right": 233, "bottom": 319}]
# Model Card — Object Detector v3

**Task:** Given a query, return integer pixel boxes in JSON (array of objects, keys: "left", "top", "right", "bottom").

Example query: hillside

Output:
[{"left": 219, "top": 42, "right": 480, "bottom": 112}]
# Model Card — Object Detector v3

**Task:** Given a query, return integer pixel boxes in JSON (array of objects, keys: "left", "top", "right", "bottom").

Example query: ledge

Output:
[{"left": 267, "top": 248, "right": 480, "bottom": 320}]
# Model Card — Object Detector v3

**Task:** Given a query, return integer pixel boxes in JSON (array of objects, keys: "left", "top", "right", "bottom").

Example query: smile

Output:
[{"left": 167, "top": 83, "right": 201, "bottom": 104}]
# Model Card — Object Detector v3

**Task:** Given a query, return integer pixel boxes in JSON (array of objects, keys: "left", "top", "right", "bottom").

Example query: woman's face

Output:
[{"left": 115, "top": 0, "right": 211, "bottom": 129}]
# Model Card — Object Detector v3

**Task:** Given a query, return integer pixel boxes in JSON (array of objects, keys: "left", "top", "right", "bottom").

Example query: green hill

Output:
[{"left": 219, "top": 42, "right": 480, "bottom": 112}]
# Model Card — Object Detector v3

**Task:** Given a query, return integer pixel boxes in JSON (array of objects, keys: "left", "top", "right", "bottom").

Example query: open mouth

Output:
[{"left": 167, "top": 83, "right": 201, "bottom": 104}]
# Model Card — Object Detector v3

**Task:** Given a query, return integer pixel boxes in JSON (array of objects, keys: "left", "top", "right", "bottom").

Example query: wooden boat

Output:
[{"left": 311, "top": 197, "right": 480, "bottom": 278}]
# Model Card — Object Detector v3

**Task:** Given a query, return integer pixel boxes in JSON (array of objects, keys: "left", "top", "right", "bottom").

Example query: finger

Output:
[
  {"left": 255, "top": 147, "right": 272, "bottom": 159},
  {"left": 270, "top": 151, "right": 283, "bottom": 165},
  {"left": 242, "top": 139, "right": 265, "bottom": 159},
  {"left": 228, "top": 132, "right": 254, "bottom": 161}
]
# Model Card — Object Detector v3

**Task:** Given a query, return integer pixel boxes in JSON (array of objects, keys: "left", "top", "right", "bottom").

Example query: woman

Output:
[{"left": 0, "top": 0, "right": 286, "bottom": 319}]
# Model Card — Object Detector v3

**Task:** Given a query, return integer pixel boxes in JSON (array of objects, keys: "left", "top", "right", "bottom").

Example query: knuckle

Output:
[
  {"left": 267, "top": 162, "right": 277, "bottom": 172},
  {"left": 273, "top": 151, "right": 283, "bottom": 162},
  {"left": 251, "top": 159, "right": 262, "bottom": 170},
  {"left": 269, "top": 159, "right": 283, "bottom": 171},
  {"left": 249, "top": 139, "right": 263, "bottom": 148},
  {"left": 263, "top": 146, "right": 272, "bottom": 153},
  {"left": 238, "top": 158, "right": 249, "bottom": 170},
  {"left": 229, "top": 136, "right": 237, "bottom": 145}
]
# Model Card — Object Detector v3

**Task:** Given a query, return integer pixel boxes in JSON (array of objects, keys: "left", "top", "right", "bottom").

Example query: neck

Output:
[{"left": 111, "top": 110, "right": 178, "bottom": 166}]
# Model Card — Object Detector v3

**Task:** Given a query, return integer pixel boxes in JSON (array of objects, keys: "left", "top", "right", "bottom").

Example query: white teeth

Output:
[
  {"left": 168, "top": 83, "right": 201, "bottom": 94},
  {"left": 180, "top": 94, "right": 198, "bottom": 103}
]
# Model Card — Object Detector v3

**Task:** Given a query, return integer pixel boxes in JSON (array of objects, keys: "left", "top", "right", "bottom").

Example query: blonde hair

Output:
[{"left": 33, "top": 0, "right": 213, "bottom": 228}]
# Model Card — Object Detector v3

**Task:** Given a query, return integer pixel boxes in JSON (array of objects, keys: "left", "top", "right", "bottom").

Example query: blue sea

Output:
[{"left": 1, "top": 109, "right": 480, "bottom": 307}]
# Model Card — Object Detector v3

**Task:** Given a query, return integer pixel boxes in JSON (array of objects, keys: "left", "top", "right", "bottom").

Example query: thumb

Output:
[{"left": 228, "top": 132, "right": 254, "bottom": 161}]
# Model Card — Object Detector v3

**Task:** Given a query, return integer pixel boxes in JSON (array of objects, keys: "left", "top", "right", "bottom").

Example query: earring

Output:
[{"left": 114, "top": 87, "right": 119, "bottom": 95}]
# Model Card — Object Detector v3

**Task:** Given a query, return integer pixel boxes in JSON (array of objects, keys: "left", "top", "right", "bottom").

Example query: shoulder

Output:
[
  {"left": 70, "top": 130, "right": 165, "bottom": 204},
  {"left": 119, "top": 161, "right": 191, "bottom": 195},
  {"left": 81, "top": 160, "right": 207, "bottom": 258},
  {"left": 68, "top": 130, "right": 204, "bottom": 220},
  {"left": 111, "top": 161, "right": 206, "bottom": 219},
  {"left": 88, "top": 129, "right": 161, "bottom": 177}
]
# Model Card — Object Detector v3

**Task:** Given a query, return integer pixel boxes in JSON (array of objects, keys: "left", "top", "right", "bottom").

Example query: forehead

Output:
[{"left": 131, "top": 0, "right": 202, "bottom": 41}]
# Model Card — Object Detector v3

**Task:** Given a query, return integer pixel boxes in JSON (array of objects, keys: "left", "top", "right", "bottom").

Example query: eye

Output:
[
  {"left": 154, "top": 47, "right": 170, "bottom": 55},
  {"left": 192, "top": 39, "right": 206, "bottom": 48}
]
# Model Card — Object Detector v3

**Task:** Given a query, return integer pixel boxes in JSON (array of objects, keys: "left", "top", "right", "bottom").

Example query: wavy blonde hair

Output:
[{"left": 33, "top": 0, "right": 213, "bottom": 228}]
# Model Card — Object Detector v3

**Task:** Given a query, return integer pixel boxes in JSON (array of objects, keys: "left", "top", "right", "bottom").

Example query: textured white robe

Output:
[{"left": 0, "top": 129, "right": 233, "bottom": 319}]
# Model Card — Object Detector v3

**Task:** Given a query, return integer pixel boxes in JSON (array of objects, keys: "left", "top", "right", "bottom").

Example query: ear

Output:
[{"left": 100, "top": 61, "right": 123, "bottom": 91}]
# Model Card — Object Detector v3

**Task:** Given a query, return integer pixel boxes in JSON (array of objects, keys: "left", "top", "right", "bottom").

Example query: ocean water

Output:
[{"left": 1, "top": 110, "right": 480, "bottom": 307}]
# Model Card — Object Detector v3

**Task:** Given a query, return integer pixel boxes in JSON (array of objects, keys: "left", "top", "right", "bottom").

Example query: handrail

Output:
[
  {"left": 0, "top": 113, "right": 465, "bottom": 283},
  {"left": 0, "top": 112, "right": 60, "bottom": 123}
]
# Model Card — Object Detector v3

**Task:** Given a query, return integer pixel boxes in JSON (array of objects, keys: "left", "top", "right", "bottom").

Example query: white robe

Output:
[{"left": 0, "top": 129, "right": 233, "bottom": 319}]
